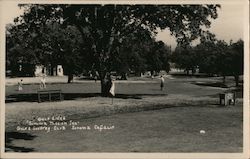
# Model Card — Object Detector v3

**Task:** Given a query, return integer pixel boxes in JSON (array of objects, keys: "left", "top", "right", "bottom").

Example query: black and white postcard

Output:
[{"left": 0, "top": 0, "right": 249, "bottom": 159}]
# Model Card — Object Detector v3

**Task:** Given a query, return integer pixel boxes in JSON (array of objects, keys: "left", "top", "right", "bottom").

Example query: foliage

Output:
[
  {"left": 6, "top": 22, "right": 84, "bottom": 78},
  {"left": 146, "top": 41, "right": 171, "bottom": 74},
  {"left": 9, "top": 4, "right": 220, "bottom": 94},
  {"left": 6, "top": 24, "right": 37, "bottom": 76},
  {"left": 171, "top": 38, "right": 244, "bottom": 86},
  {"left": 171, "top": 44, "right": 198, "bottom": 75}
]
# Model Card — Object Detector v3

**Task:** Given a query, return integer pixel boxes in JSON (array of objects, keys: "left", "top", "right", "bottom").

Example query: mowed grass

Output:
[
  {"left": 5, "top": 104, "right": 243, "bottom": 152},
  {"left": 6, "top": 76, "right": 226, "bottom": 96},
  {"left": 5, "top": 76, "right": 243, "bottom": 152}
]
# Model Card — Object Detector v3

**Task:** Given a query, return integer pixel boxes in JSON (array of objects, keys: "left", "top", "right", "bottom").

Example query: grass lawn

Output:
[
  {"left": 5, "top": 76, "right": 243, "bottom": 152},
  {"left": 5, "top": 103, "right": 243, "bottom": 152}
]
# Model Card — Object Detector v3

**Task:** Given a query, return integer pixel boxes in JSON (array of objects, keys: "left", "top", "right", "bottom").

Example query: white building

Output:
[{"left": 34, "top": 65, "right": 64, "bottom": 76}]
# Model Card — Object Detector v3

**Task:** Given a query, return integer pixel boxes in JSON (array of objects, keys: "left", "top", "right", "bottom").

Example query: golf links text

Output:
[{"left": 16, "top": 116, "right": 115, "bottom": 132}]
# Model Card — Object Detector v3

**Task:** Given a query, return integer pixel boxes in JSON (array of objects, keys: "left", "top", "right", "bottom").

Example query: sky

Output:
[
  {"left": 2, "top": 2, "right": 246, "bottom": 49},
  {"left": 155, "top": 4, "right": 245, "bottom": 48}
]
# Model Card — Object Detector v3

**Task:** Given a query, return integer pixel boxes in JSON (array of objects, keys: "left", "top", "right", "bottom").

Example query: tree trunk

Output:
[
  {"left": 50, "top": 65, "right": 54, "bottom": 76},
  {"left": 150, "top": 70, "right": 154, "bottom": 77},
  {"left": 100, "top": 76, "right": 112, "bottom": 96},
  {"left": 234, "top": 75, "right": 239, "bottom": 87},
  {"left": 191, "top": 68, "right": 195, "bottom": 75},
  {"left": 67, "top": 74, "right": 73, "bottom": 83},
  {"left": 121, "top": 73, "right": 127, "bottom": 80},
  {"left": 222, "top": 75, "right": 226, "bottom": 84}
]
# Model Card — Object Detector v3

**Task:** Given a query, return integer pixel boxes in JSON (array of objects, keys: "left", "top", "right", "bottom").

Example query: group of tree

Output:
[
  {"left": 6, "top": 22, "right": 84, "bottom": 80},
  {"left": 7, "top": 17, "right": 171, "bottom": 81},
  {"left": 171, "top": 33, "right": 243, "bottom": 86},
  {"left": 6, "top": 4, "right": 220, "bottom": 95}
]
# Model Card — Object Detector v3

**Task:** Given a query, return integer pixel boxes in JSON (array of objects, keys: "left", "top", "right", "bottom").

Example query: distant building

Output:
[
  {"left": 35, "top": 65, "right": 64, "bottom": 76},
  {"left": 57, "top": 65, "right": 64, "bottom": 76}
]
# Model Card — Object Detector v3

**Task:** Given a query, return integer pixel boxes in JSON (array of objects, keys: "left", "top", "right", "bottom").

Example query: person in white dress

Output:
[
  {"left": 40, "top": 75, "right": 46, "bottom": 89},
  {"left": 109, "top": 79, "right": 115, "bottom": 97},
  {"left": 18, "top": 79, "right": 23, "bottom": 91},
  {"left": 160, "top": 76, "right": 164, "bottom": 91}
]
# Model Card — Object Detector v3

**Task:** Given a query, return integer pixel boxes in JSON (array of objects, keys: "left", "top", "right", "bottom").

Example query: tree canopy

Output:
[
  {"left": 171, "top": 38, "right": 244, "bottom": 86},
  {"left": 8, "top": 4, "right": 220, "bottom": 95}
]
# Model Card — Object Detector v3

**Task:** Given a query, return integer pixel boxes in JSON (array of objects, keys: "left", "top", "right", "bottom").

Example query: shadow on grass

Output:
[
  {"left": 63, "top": 93, "right": 145, "bottom": 100},
  {"left": 5, "top": 93, "right": 168, "bottom": 103},
  {"left": 67, "top": 102, "right": 229, "bottom": 121},
  {"left": 193, "top": 82, "right": 228, "bottom": 88},
  {"left": 6, "top": 94, "right": 39, "bottom": 103},
  {"left": 194, "top": 83, "right": 243, "bottom": 99},
  {"left": 5, "top": 132, "right": 36, "bottom": 152},
  {"left": 170, "top": 73, "right": 211, "bottom": 78}
]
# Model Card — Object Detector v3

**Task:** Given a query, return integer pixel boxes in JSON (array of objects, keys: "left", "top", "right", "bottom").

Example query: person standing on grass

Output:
[
  {"left": 109, "top": 77, "right": 115, "bottom": 104},
  {"left": 160, "top": 75, "right": 164, "bottom": 91},
  {"left": 18, "top": 79, "right": 23, "bottom": 91},
  {"left": 110, "top": 78, "right": 115, "bottom": 97},
  {"left": 40, "top": 75, "right": 46, "bottom": 89}
]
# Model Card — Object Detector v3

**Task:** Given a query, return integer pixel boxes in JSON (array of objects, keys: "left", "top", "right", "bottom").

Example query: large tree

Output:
[
  {"left": 6, "top": 22, "right": 84, "bottom": 79},
  {"left": 6, "top": 24, "right": 38, "bottom": 77},
  {"left": 194, "top": 38, "right": 243, "bottom": 86},
  {"left": 171, "top": 44, "right": 199, "bottom": 75},
  {"left": 114, "top": 28, "right": 152, "bottom": 78},
  {"left": 223, "top": 40, "right": 244, "bottom": 86},
  {"left": 13, "top": 4, "right": 220, "bottom": 95},
  {"left": 194, "top": 34, "right": 219, "bottom": 76},
  {"left": 145, "top": 41, "right": 171, "bottom": 75}
]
